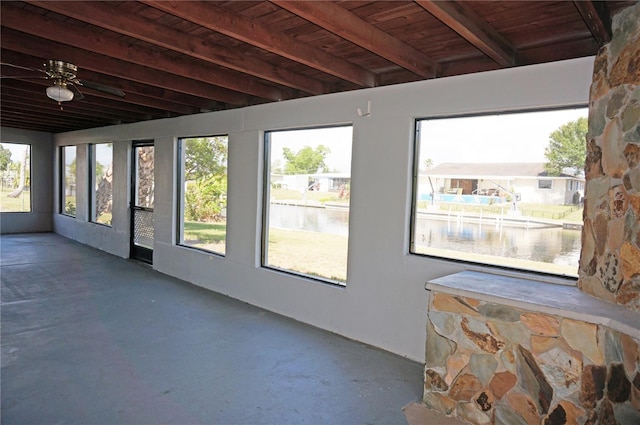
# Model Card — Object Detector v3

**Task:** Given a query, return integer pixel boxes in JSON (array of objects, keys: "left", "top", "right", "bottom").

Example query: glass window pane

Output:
[
  {"left": 264, "top": 126, "right": 352, "bottom": 284},
  {"left": 92, "top": 143, "right": 113, "bottom": 226},
  {"left": 178, "top": 136, "right": 228, "bottom": 255},
  {"left": 62, "top": 145, "right": 77, "bottom": 217},
  {"left": 412, "top": 108, "right": 587, "bottom": 278},
  {"left": 0, "top": 143, "right": 31, "bottom": 212}
]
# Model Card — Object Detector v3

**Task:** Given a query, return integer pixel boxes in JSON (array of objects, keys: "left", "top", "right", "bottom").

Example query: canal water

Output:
[{"left": 268, "top": 204, "right": 581, "bottom": 268}]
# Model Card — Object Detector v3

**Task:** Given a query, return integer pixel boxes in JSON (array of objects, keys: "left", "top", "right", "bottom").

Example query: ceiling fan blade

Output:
[
  {"left": 0, "top": 75, "right": 47, "bottom": 80},
  {"left": 1, "top": 62, "right": 45, "bottom": 74},
  {"left": 67, "top": 83, "right": 85, "bottom": 101},
  {"left": 76, "top": 79, "right": 125, "bottom": 98}
]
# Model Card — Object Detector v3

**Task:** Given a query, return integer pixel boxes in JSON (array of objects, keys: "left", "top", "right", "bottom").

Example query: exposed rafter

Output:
[
  {"left": 415, "top": 0, "right": 518, "bottom": 68},
  {"left": 141, "top": 0, "right": 378, "bottom": 88},
  {"left": 573, "top": 0, "right": 612, "bottom": 46},
  {"left": 26, "top": 0, "right": 327, "bottom": 96},
  {"left": 272, "top": 0, "right": 440, "bottom": 78},
  {"left": 0, "top": 29, "right": 250, "bottom": 108},
  {"left": 0, "top": 0, "right": 634, "bottom": 133},
  {"left": 1, "top": 3, "right": 282, "bottom": 102}
]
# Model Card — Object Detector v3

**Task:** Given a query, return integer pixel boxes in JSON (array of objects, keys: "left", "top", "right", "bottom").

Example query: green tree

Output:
[
  {"left": 182, "top": 136, "right": 228, "bottom": 223},
  {"left": 282, "top": 145, "right": 330, "bottom": 174},
  {"left": 0, "top": 144, "right": 11, "bottom": 171},
  {"left": 184, "top": 137, "right": 227, "bottom": 180},
  {"left": 544, "top": 117, "right": 588, "bottom": 176}
]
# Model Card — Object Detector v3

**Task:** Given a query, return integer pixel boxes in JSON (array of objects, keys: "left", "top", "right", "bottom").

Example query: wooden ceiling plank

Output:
[
  {"left": 141, "top": 0, "right": 377, "bottom": 87},
  {"left": 272, "top": 0, "right": 439, "bottom": 78},
  {"left": 2, "top": 93, "right": 142, "bottom": 122},
  {"left": 1, "top": 3, "right": 277, "bottom": 102},
  {"left": 0, "top": 27, "right": 250, "bottom": 107},
  {"left": 1, "top": 83, "right": 164, "bottom": 121},
  {"left": 26, "top": 1, "right": 327, "bottom": 96},
  {"left": 1, "top": 62, "right": 191, "bottom": 118},
  {"left": 0, "top": 50, "right": 209, "bottom": 112},
  {"left": 415, "top": 0, "right": 518, "bottom": 68},
  {"left": 572, "top": 0, "right": 612, "bottom": 46},
  {"left": 0, "top": 118, "right": 69, "bottom": 133},
  {"left": 1, "top": 108, "right": 114, "bottom": 127}
]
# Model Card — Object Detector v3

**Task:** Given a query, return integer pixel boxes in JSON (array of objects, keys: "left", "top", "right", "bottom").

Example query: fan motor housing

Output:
[{"left": 45, "top": 60, "right": 77, "bottom": 80}]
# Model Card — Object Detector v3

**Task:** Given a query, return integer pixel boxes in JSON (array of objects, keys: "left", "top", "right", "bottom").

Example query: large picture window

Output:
[
  {"left": 177, "top": 136, "right": 228, "bottom": 255},
  {"left": 263, "top": 126, "right": 352, "bottom": 284},
  {"left": 61, "top": 145, "right": 77, "bottom": 217},
  {"left": 412, "top": 108, "right": 588, "bottom": 278},
  {"left": 0, "top": 143, "right": 31, "bottom": 213},
  {"left": 91, "top": 143, "right": 113, "bottom": 226}
]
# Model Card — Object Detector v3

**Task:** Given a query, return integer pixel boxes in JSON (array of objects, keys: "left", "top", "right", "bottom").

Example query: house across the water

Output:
[{"left": 419, "top": 162, "right": 584, "bottom": 205}]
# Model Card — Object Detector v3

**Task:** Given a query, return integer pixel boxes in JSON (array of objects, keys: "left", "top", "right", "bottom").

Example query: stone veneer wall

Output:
[
  {"left": 424, "top": 293, "right": 640, "bottom": 425},
  {"left": 579, "top": 3, "right": 640, "bottom": 311}
]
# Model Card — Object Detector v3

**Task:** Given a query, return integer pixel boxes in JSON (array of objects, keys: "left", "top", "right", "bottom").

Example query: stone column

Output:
[{"left": 579, "top": 3, "right": 640, "bottom": 311}]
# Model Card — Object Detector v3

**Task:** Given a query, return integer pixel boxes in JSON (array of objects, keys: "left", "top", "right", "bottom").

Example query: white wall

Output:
[
  {"left": 0, "top": 127, "right": 53, "bottom": 233},
  {"left": 50, "top": 57, "right": 593, "bottom": 361}
]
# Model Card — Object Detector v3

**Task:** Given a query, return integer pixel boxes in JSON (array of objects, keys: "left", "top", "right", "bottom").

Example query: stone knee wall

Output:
[
  {"left": 579, "top": 3, "right": 640, "bottom": 311},
  {"left": 424, "top": 293, "right": 640, "bottom": 425}
]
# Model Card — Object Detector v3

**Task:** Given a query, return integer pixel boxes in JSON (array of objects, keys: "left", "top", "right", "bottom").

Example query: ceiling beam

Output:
[
  {"left": 0, "top": 119, "right": 67, "bottom": 133},
  {"left": 142, "top": 0, "right": 378, "bottom": 87},
  {"left": 0, "top": 27, "right": 250, "bottom": 107},
  {"left": 2, "top": 91, "right": 145, "bottom": 123},
  {"left": 272, "top": 0, "right": 439, "bottom": 78},
  {"left": 1, "top": 82, "right": 166, "bottom": 121},
  {"left": 26, "top": 0, "right": 327, "bottom": 96},
  {"left": 573, "top": 0, "right": 612, "bottom": 46},
  {"left": 415, "top": 0, "right": 518, "bottom": 68},
  {"left": 1, "top": 54, "right": 202, "bottom": 117},
  {"left": 0, "top": 3, "right": 279, "bottom": 102},
  {"left": 1, "top": 107, "right": 116, "bottom": 127},
  {"left": 1, "top": 50, "right": 219, "bottom": 114}
]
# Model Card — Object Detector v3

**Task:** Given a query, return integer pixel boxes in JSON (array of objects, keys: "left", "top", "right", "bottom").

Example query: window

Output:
[
  {"left": 91, "top": 143, "right": 113, "bottom": 226},
  {"left": 0, "top": 143, "right": 31, "bottom": 212},
  {"left": 61, "top": 145, "right": 77, "bottom": 217},
  {"left": 177, "top": 136, "right": 228, "bottom": 255},
  {"left": 538, "top": 179, "right": 552, "bottom": 189},
  {"left": 263, "top": 126, "right": 353, "bottom": 284},
  {"left": 412, "top": 108, "right": 587, "bottom": 278}
]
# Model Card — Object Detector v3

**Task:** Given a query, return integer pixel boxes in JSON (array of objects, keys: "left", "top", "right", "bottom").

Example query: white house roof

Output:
[{"left": 425, "top": 162, "right": 580, "bottom": 179}]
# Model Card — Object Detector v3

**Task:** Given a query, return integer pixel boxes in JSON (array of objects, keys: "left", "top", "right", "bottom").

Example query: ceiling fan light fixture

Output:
[{"left": 46, "top": 84, "right": 74, "bottom": 102}]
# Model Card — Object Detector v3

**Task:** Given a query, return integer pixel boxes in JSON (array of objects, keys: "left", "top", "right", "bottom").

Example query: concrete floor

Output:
[{"left": 1, "top": 233, "right": 461, "bottom": 425}]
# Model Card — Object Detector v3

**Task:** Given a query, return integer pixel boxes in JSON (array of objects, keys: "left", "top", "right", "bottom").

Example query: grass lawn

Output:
[
  {"left": 270, "top": 188, "right": 349, "bottom": 205},
  {"left": 183, "top": 218, "right": 347, "bottom": 282},
  {"left": 0, "top": 188, "right": 31, "bottom": 212},
  {"left": 183, "top": 221, "right": 227, "bottom": 255},
  {"left": 267, "top": 227, "right": 348, "bottom": 283}
]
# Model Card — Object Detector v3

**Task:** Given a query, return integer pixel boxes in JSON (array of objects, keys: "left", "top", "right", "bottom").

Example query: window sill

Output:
[{"left": 426, "top": 271, "right": 640, "bottom": 340}]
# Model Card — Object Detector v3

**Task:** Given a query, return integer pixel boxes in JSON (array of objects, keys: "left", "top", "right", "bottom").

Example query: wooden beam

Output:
[
  {"left": 573, "top": 1, "right": 612, "bottom": 46},
  {"left": 272, "top": 0, "right": 439, "bottom": 78},
  {"left": 0, "top": 3, "right": 278, "bottom": 102},
  {"left": 2, "top": 89, "right": 150, "bottom": 122},
  {"left": 0, "top": 27, "right": 250, "bottom": 107},
  {"left": 142, "top": 0, "right": 377, "bottom": 87},
  {"left": 416, "top": 0, "right": 517, "bottom": 68},
  {"left": 1, "top": 80, "right": 173, "bottom": 121},
  {"left": 2, "top": 54, "right": 206, "bottom": 118},
  {"left": 26, "top": 0, "right": 327, "bottom": 96}
]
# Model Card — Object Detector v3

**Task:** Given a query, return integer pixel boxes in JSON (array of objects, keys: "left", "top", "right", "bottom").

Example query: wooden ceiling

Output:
[{"left": 0, "top": 1, "right": 635, "bottom": 134}]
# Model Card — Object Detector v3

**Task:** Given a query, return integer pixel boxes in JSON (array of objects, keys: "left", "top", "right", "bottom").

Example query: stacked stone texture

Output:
[
  {"left": 424, "top": 293, "right": 640, "bottom": 425},
  {"left": 579, "top": 3, "right": 640, "bottom": 311},
  {"left": 423, "top": 4, "right": 640, "bottom": 423}
]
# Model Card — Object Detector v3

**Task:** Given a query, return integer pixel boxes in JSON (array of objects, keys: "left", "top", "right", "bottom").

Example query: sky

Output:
[
  {"left": 418, "top": 107, "right": 588, "bottom": 166},
  {"left": 269, "top": 125, "right": 353, "bottom": 174},
  {"left": 0, "top": 142, "right": 29, "bottom": 164}
]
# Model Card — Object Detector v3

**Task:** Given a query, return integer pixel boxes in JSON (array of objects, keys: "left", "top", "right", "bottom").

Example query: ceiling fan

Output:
[{"left": 1, "top": 59, "right": 125, "bottom": 105}]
